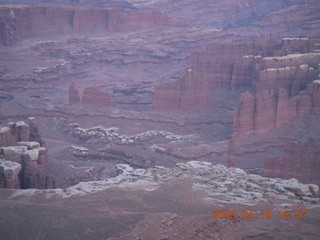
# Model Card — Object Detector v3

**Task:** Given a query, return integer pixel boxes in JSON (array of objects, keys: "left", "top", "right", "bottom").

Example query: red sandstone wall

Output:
[
  {"left": 82, "top": 87, "right": 111, "bottom": 107},
  {"left": 153, "top": 70, "right": 212, "bottom": 111},
  {"left": 0, "top": 6, "right": 182, "bottom": 45},
  {"left": 68, "top": 83, "right": 112, "bottom": 107},
  {"left": 233, "top": 82, "right": 320, "bottom": 137},
  {"left": 153, "top": 38, "right": 320, "bottom": 111},
  {"left": 153, "top": 40, "right": 278, "bottom": 111},
  {"left": 0, "top": 6, "right": 112, "bottom": 45},
  {"left": 69, "top": 82, "right": 80, "bottom": 105},
  {"left": 264, "top": 139, "right": 320, "bottom": 184}
]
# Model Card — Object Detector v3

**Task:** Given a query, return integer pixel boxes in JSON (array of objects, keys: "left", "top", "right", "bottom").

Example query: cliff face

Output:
[
  {"left": 153, "top": 70, "right": 212, "bottom": 111},
  {"left": 0, "top": 6, "right": 181, "bottom": 46},
  {"left": 153, "top": 41, "right": 278, "bottom": 111},
  {"left": 264, "top": 139, "right": 320, "bottom": 184},
  {"left": 0, "top": 6, "right": 110, "bottom": 46},
  {"left": 68, "top": 83, "right": 111, "bottom": 107},
  {"left": 82, "top": 88, "right": 111, "bottom": 107},
  {"left": 0, "top": 120, "right": 54, "bottom": 189},
  {"left": 188, "top": 42, "right": 278, "bottom": 90},
  {"left": 0, "top": 121, "right": 29, "bottom": 147},
  {"left": 69, "top": 82, "right": 81, "bottom": 105},
  {"left": 108, "top": 10, "right": 179, "bottom": 32},
  {"left": 233, "top": 82, "right": 320, "bottom": 137},
  {"left": 153, "top": 37, "right": 320, "bottom": 111},
  {"left": 256, "top": 65, "right": 319, "bottom": 96}
]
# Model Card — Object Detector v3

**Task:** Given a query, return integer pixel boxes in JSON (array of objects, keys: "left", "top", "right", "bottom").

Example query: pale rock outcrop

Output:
[
  {"left": 0, "top": 121, "right": 29, "bottom": 147},
  {"left": 0, "top": 159, "right": 21, "bottom": 188},
  {"left": 0, "top": 121, "right": 54, "bottom": 189},
  {"left": 39, "top": 161, "right": 320, "bottom": 205}
]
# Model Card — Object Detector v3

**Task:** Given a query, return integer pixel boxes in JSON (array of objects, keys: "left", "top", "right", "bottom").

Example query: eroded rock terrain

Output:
[{"left": 0, "top": 0, "right": 320, "bottom": 239}]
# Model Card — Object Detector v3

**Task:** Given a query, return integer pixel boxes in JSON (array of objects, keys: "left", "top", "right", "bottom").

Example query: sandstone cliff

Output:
[
  {"left": 0, "top": 5, "right": 181, "bottom": 46},
  {"left": 233, "top": 81, "right": 320, "bottom": 137},
  {"left": 153, "top": 70, "right": 212, "bottom": 111},
  {"left": 264, "top": 139, "right": 320, "bottom": 184},
  {"left": 153, "top": 41, "right": 278, "bottom": 111},
  {"left": 0, "top": 121, "right": 29, "bottom": 147},
  {"left": 68, "top": 83, "right": 111, "bottom": 107},
  {"left": 68, "top": 82, "right": 80, "bottom": 105},
  {"left": 82, "top": 87, "right": 111, "bottom": 107},
  {"left": 0, "top": 120, "right": 54, "bottom": 189},
  {"left": 153, "top": 37, "right": 320, "bottom": 111}
]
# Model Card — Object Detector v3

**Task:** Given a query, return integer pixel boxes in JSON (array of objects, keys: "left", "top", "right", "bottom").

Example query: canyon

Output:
[{"left": 0, "top": 0, "right": 320, "bottom": 239}]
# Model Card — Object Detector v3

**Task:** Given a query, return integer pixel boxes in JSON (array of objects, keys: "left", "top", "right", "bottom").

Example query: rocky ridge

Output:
[{"left": 11, "top": 161, "right": 320, "bottom": 207}]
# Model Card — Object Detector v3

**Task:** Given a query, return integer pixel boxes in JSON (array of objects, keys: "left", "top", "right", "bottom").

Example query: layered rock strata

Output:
[
  {"left": 0, "top": 121, "right": 29, "bottom": 147},
  {"left": 0, "top": 5, "right": 181, "bottom": 46},
  {"left": 264, "top": 139, "right": 320, "bottom": 184},
  {"left": 153, "top": 38, "right": 320, "bottom": 111},
  {"left": 68, "top": 83, "right": 111, "bottom": 107},
  {"left": 0, "top": 6, "right": 109, "bottom": 46},
  {"left": 233, "top": 81, "right": 320, "bottom": 137},
  {"left": 82, "top": 88, "right": 111, "bottom": 107},
  {"left": 68, "top": 82, "right": 80, "bottom": 105},
  {"left": 0, "top": 120, "right": 54, "bottom": 189},
  {"left": 153, "top": 70, "right": 212, "bottom": 111},
  {"left": 0, "top": 159, "right": 21, "bottom": 188},
  {"left": 153, "top": 41, "right": 278, "bottom": 111}
]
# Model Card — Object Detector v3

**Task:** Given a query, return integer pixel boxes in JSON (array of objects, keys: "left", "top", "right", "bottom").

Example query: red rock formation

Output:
[
  {"left": 230, "top": 55, "right": 262, "bottom": 90},
  {"left": 68, "top": 83, "right": 112, "bottom": 107},
  {"left": 264, "top": 139, "right": 320, "bottom": 184},
  {"left": 153, "top": 69, "right": 212, "bottom": 111},
  {"left": 0, "top": 121, "right": 29, "bottom": 147},
  {"left": 153, "top": 37, "right": 319, "bottom": 112},
  {"left": 233, "top": 82, "right": 320, "bottom": 137},
  {"left": 274, "top": 38, "right": 320, "bottom": 56},
  {"left": 0, "top": 121, "right": 54, "bottom": 189},
  {"left": 120, "top": 11, "right": 177, "bottom": 29},
  {"left": 0, "top": 160, "right": 21, "bottom": 188},
  {"left": 254, "top": 51, "right": 320, "bottom": 96},
  {"left": 69, "top": 82, "right": 80, "bottom": 105},
  {"left": 153, "top": 41, "right": 278, "bottom": 111},
  {"left": 107, "top": 9, "right": 181, "bottom": 32},
  {"left": 0, "top": 6, "right": 182, "bottom": 46},
  {"left": 82, "top": 87, "right": 111, "bottom": 107},
  {"left": 72, "top": 8, "right": 108, "bottom": 31},
  {"left": 189, "top": 41, "right": 278, "bottom": 90}
]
